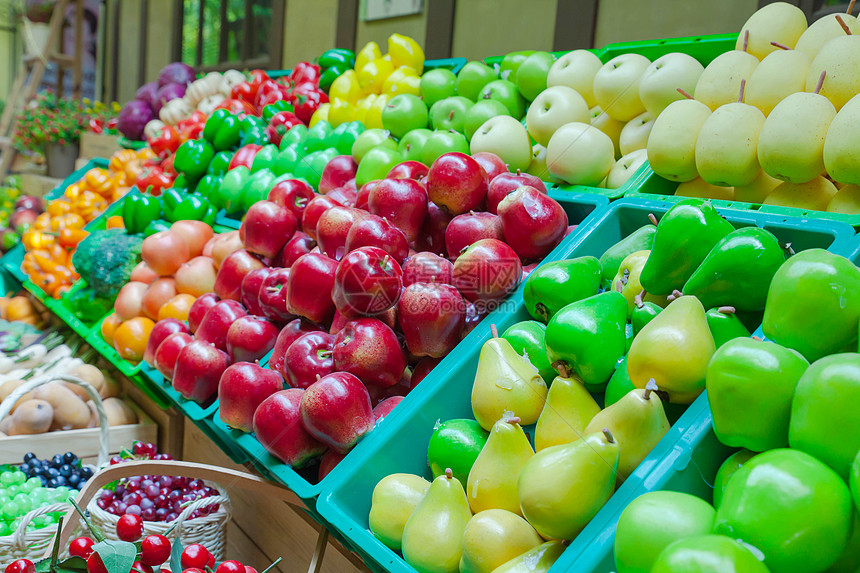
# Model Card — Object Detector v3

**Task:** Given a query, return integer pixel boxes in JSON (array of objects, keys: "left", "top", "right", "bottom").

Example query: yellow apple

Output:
[
  {"left": 638, "top": 53, "right": 704, "bottom": 116},
  {"left": 526, "top": 86, "right": 590, "bottom": 147},
  {"left": 547, "top": 50, "right": 602, "bottom": 108},
  {"left": 619, "top": 111, "right": 655, "bottom": 156},
  {"left": 593, "top": 54, "right": 651, "bottom": 122},
  {"left": 546, "top": 122, "right": 615, "bottom": 186},
  {"left": 646, "top": 98, "right": 711, "bottom": 183}
]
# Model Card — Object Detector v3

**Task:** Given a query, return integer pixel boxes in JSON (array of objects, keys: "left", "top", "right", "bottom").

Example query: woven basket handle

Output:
[
  {"left": 170, "top": 491, "right": 232, "bottom": 537},
  {"left": 0, "top": 374, "right": 110, "bottom": 466},
  {"left": 47, "top": 459, "right": 305, "bottom": 557},
  {"left": 11, "top": 502, "right": 69, "bottom": 550}
]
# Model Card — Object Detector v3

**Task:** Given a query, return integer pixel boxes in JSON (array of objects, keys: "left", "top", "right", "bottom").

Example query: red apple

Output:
[
  {"left": 196, "top": 300, "right": 247, "bottom": 352},
  {"left": 332, "top": 247, "right": 403, "bottom": 316},
  {"left": 453, "top": 238, "right": 522, "bottom": 307},
  {"left": 444, "top": 211, "right": 504, "bottom": 260},
  {"left": 300, "top": 372, "right": 374, "bottom": 452},
  {"left": 344, "top": 214, "right": 409, "bottom": 265},
  {"left": 326, "top": 186, "right": 357, "bottom": 207},
  {"left": 241, "top": 200, "right": 297, "bottom": 258},
  {"left": 283, "top": 332, "right": 336, "bottom": 389},
  {"left": 397, "top": 283, "right": 466, "bottom": 358},
  {"left": 412, "top": 201, "right": 453, "bottom": 256},
  {"left": 240, "top": 268, "right": 273, "bottom": 316},
  {"left": 329, "top": 310, "right": 349, "bottom": 334},
  {"left": 254, "top": 389, "right": 327, "bottom": 467},
  {"left": 320, "top": 155, "right": 358, "bottom": 193},
  {"left": 387, "top": 161, "right": 429, "bottom": 181},
  {"left": 372, "top": 396, "right": 404, "bottom": 423},
  {"left": 257, "top": 267, "right": 294, "bottom": 324},
  {"left": 486, "top": 170, "right": 547, "bottom": 214},
  {"left": 172, "top": 340, "right": 231, "bottom": 404},
  {"left": 277, "top": 232, "right": 316, "bottom": 268},
  {"left": 286, "top": 253, "right": 338, "bottom": 324},
  {"left": 355, "top": 180, "right": 379, "bottom": 211},
  {"left": 333, "top": 318, "right": 406, "bottom": 387},
  {"left": 219, "top": 362, "right": 284, "bottom": 432},
  {"left": 426, "top": 153, "right": 488, "bottom": 215},
  {"left": 269, "top": 179, "right": 316, "bottom": 222},
  {"left": 316, "top": 206, "right": 361, "bottom": 261},
  {"left": 368, "top": 178, "right": 428, "bottom": 242},
  {"left": 226, "top": 315, "right": 280, "bottom": 363},
  {"left": 188, "top": 293, "right": 219, "bottom": 333},
  {"left": 301, "top": 195, "right": 342, "bottom": 240},
  {"left": 154, "top": 332, "right": 193, "bottom": 380},
  {"left": 412, "top": 356, "right": 441, "bottom": 386},
  {"left": 268, "top": 319, "right": 322, "bottom": 374},
  {"left": 318, "top": 450, "right": 346, "bottom": 481},
  {"left": 144, "top": 318, "right": 189, "bottom": 366},
  {"left": 214, "top": 249, "right": 265, "bottom": 301},
  {"left": 497, "top": 185, "right": 568, "bottom": 261},
  {"left": 472, "top": 151, "right": 508, "bottom": 183},
  {"left": 402, "top": 252, "right": 454, "bottom": 286}
]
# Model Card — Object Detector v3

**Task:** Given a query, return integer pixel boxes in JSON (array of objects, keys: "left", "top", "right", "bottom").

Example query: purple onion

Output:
[
  {"left": 118, "top": 99, "right": 154, "bottom": 140},
  {"left": 153, "top": 82, "right": 187, "bottom": 114},
  {"left": 158, "top": 62, "right": 196, "bottom": 87}
]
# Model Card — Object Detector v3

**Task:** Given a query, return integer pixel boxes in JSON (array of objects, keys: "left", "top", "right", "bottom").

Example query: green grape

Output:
[
  {"left": 0, "top": 472, "right": 15, "bottom": 486},
  {"left": 10, "top": 471, "right": 25, "bottom": 485},
  {"left": 0, "top": 487, "right": 9, "bottom": 499},
  {"left": 13, "top": 493, "right": 31, "bottom": 513},
  {"left": 1, "top": 501, "right": 19, "bottom": 518},
  {"left": 0, "top": 521, "right": 10, "bottom": 536},
  {"left": 26, "top": 477, "right": 41, "bottom": 489},
  {"left": 32, "top": 515, "right": 51, "bottom": 529},
  {"left": 7, "top": 485, "right": 18, "bottom": 496}
]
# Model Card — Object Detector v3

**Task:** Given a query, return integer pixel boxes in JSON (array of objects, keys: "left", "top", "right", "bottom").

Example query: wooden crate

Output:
[{"left": 79, "top": 133, "right": 121, "bottom": 160}]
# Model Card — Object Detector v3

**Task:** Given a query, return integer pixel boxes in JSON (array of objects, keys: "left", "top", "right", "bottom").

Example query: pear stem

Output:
[
  {"left": 752, "top": 335, "right": 763, "bottom": 341},
  {"left": 837, "top": 14, "right": 852, "bottom": 35},
  {"left": 742, "top": 29, "right": 750, "bottom": 52},
  {"left": 445, "top": 468, "right": 453, "bottom": 479},
  {"left": 648, "top": 213, "right": 658, "bottom": 226},
  {"left": 602, "top": 428, "right": 616, "bottom": 444},
  {"left": 769, "top": 41, "right": 791, "bottom": 50},
  {"left": 814, "top": 71, "right": 826, "bottom": 95},
  {"left": 718, "top": 306, "right": 736, "bottom": 315},
  {"left": 676, "top": 88, "right": 694, "bottom": 100},
  {"left": 849, "top": 0, "right": 857, "bottom": 14},
  {"left": 738, "top": 78, "right": 746, "bottom": 103},
  {"left": 644, "top": 378, "right": 658, "bottom": 400},
  {"left": 615, "top": 280, "right": 624, "bottom": 294},
  {"left": 634, "top": 290, "right": 646, "bottom": 309},
  {"left": 490, "top": 324, "right": 499, "bottom": 339},
  {"left": 506, "top": 416, "right": 521, "bottom": 424},
  {"left": 552, "top": 360, "right": 572, "bottom": 378},
  {"left": 783, "top": 242, "right": 796, "bottom": 256},
  {"left": 667, "top": 289, "right": 683, "bottom": 302}
]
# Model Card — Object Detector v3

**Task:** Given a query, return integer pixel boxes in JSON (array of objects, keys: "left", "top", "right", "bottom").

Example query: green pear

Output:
[
  {"left": 583, "top": 382, "right": 671, "bottom": 479},
  {"left": 824, "top": 92, "right": 860, "bottom": 185},
  {"left": 534, "top": 374, "right": 600, "bottom": 451},
  {"left": 707, "top": 338, "right": 808, "bottom": 452},
  {"left": 369, "top": 473, "right": 431, "bottom": 551},
  {"left": 627, "top": 295, "right": 716, "bottom": 404},
  {"left": 714, "top": 448, "right": 853, "bottom": 573},
  {"left": 651, "top": 534, "right": 770, "bottom": 573},
  {"left": 611, "top": 250, "right": 669, "bottom": 317},
  {"left": 647, "top": 98, "right": 712, "bottom": 182},
  {"left": 522, "top": 256, "right": 602, "bottom": 323},
  {"left": 459, "top": 510, "right": 543, "bottom": 573},
  {"left": 683, "top": 227, "right": 786, "bottom": 312},
  {"left": 489, "top": 541, "right": 565, "bottom": 573},
  {"left": 599, "top": 225, "right": 656, "bottom": 288},
  {"left": 640, "top": 199, "right": 735, "bottom": 296},
  {"left": 467, "top": 417, "right": 534, "bottom": 515},
  {"left": 605, "top": 355, "right": 635, "bottom": 407},
  {"left": 402, "top": 469, "right": 473, "bottom": 573},
  {"left": 544, "top": 292, "right": 628, "bottom": 390},
  {"left": 705, "top": 307, "right": 752, "bottom": 348},
  {"left": 471, "top": 328, "right": 548, "bottom": 431},
  {"left": 518, "top": 429, "right": 619, "bottom": 540},
  {"left": 713, "top": 449, "right": 756, "bottom": 509},
  {"left": 695, "top": 100, "right": 766, "bottom": 188},
  {"left": 614, "top": 491, "right": 716, "bottom": 573},
  {"left": 789, "top": 353, "right": 860, "bottom": 480}
]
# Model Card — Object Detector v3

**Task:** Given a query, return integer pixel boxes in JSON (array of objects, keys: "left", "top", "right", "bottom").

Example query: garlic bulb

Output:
[
  {"left": 185, "top": 77, "right": 213, "bottom": 107},
  {"left": 222, "top": 69, "right": 246, "bottom": 92},
  {"left": 197, "top": 93, "right": 226, "bottom": 115},
  {"left": 159, "top": 98, "right": 193, "bottom": 125}
]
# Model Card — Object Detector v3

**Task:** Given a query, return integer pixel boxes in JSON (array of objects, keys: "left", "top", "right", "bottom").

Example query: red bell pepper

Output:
[
  {"left": 149, "top": 125, "right": 182, "bottom": 157},
  {"left": 136, "top": 167, "right": 174, "bottom": 197},
  {"left": 161, "top": 153, "right": 177, "bottom": 177},
  {"left": 266, "top": 111, "right": 303, "bottom": 146},
  {"left": 229, "top": 144, "right": 264, "bottom": 170},
  {"left": 88, "top": 118, "right": 104, "bottom": 134},
  {"left": 215, "top": 98, "right": 257, "bottom": 117},
  {"left": 255, "top": 80, "right": 290, "bottom": 111},
  {"left": 290, "top": 62, "right": 321, "bottom": 86},
  {"left": 292, "top": 89, "right": 329, "bottom": 125},
  {"left": 248, "top": 69, "right": 270, "bottom": 86},
  {"left": 231, "top": 82, "right": 256, "bottom": 103}
]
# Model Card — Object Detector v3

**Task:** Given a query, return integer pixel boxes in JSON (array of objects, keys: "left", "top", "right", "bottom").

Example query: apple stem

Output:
[
  {"left": 615, "top": 280, "right": 624, "bottom": 294},
  {"left": 738, "top": 78, "right": 746, "bottom": 103},
  {"left": 783, "top": 242, "right": 796, "bottom": 256},
  {"left": 490, "top": 324, "right": 499, "bottom": 338},
  {"left": 318, "top": 351, "right": 333, "bottom": 358},
  {"left": 552, "top": 360, "right": 572, "bottom": 379},
  {"left": 848, "top": 0, "right": 856, "bottom": 14},
  {"left": 448, "top": 110, "right": 455, "bottom": 120},
  {"left": 535, "top": 302, "right": 550, "bottom": 322},
  {"left": 648, "top": 213, "right": 659, "bottom": 226},
  {"left": 515, "top": 169, "right": 521, "bottom": 176},
  {"left": 676, "top": 88, "right": 695, "bottom": 100},
  {"left": 634, "top": 290, "right": 646, "bottom": 309},
  {"left": 315, "top": 374, "right": 322, "bottom": 381},
  {"left": 602, "top": 428, "right": 616, "bottom": 444},
  {"left": 752, "top": 335, "right": 763, "bottom": 341},
  {"left": 742, "top": 29, "right": 749, "bottom": 52},
  {"left": 837, "top": 14, "right": 852, "bottom": 34},
  {"left": 769, "top": 41, "right": 792, "bottom": 50},
  {"left": 644, "top": 379, "right": 658, "bottom": 400},
  {"left": 815, "top": 70, "right": 826, "bottom": 95},
  {"left": 718, "top": 306, "right": 736, "bottom": 315},
  {"left": 445, "top": 468, "right": 453, "bottom": 479}
]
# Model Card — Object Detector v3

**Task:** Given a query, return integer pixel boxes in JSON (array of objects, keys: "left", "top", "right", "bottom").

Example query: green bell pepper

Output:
[
  {"left": 211, "top": 113, "right": 242, "bottom": 151},
  {"left": 175, "top": 139, "right": 215, "bottom": 183},
  {"left": 279, "top": 124, "right": 309, "bottom": 151},
  {"left": 170, "top": 192, "right": 211, "bottom": 222},
  {"left": 319, "top": 48, "right": 356, "bottom": 69},
  {"left": 302, "top": 121, "right": 335, "bottom": 155},
  {"left": 207, "top": 151, "right": 234, "bottom": 176},
  {"left": 262, "top": 101, "right": 295, "bottom": 123},
  {"left": 122, "top": 193, "right": 162, "bottom": 235},
  {"left": 160, "top": 187, "right": 185, "bottom": 222},
  {"left": 319, "top": 64, "right": 349, "bottom": 92},
  {"left": 195, "top": 174, "right": 222, "bottom": 198},
  {"left": 334, "top": 121, "right": 365, "bottom": 156},
  {"left": 272, "top": 146, "right": 300, "bottom": 176},
  {"left": 240, "top": 115, "right": 270, "bottom": 146},
  {"left": 241, "top": 169, "right": 277, "bottom": 213},
  {"left": 251, "top": 144, "right": 280, "bottom": 173},
  {"left": 217, "top": 166, "right": 252, "bottom": 215},
  {"left": 203, "top": 109, "right": 229, "bottom": 143},
  {"left": 172, "top": 175, "right": 190, "bottom": 192},
  {"left": 144, "top": 219, "right": 171, "bottom": 237}
]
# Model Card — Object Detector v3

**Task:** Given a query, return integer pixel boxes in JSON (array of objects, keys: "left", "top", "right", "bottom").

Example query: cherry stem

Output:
[
  {"left": 644, "top": 378, "right": 659, "bottom": 400},
  {"left": 815, "top": 70, "right": 826, "bottom": 95},
  {"left": 602, "top": 428, "right": 616, "bottom": 444},
  {"left": 742, "top": 29, "right": 749, "bottom": 52},
  {"left": 490, "top": 324, "right": 499, "bottom": 338},
  {"left": 648, "top": 213, "right": 658, "bottom": 226},
  {"left": 718, "top": 306, "right": 736, "bottom": 315},
  {"left": 676, "top": 88, "right": 694, "bottom": 100},
  {"left": 837, "top": 14, "right": 852, "bottom": 34},
  {"left": 849, "top": 0, "right": 856, "bottom": 14},
  {"left": 445, "top": 468, "right": 453, "bottom": 479},
  {"left": 738, "top": 78, "right": 746, "bottom": 103},
  {"left": 769, "top": 41, "right": 791, "bottom": 50}
]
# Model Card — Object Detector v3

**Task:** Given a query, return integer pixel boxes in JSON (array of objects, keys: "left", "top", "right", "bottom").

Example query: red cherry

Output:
[
  {"left": 244, "top": 568, "right": 258, "bottom": 573},
  {"left": 69, "top": 536, "right": 95, "bottom": 558},
  {"left": 182, "top": 570, "right": 204, "bottom": 573},
  {"left": 131, "top": 562, "right": 154, "bottom": 573},
  {"left": 86, "top": 553, "right": 108, "bottom": 573},
  {"left": 180, "top": 545, "right": 213, "bottom": 570},
  {"left": 116, "top": 513, "right": 144, "bottom": 541},
  {"left": 5, "top": 561, "right": 35, "bottom": 573},
  {"left": 215, "top": 561, "right": 245, "bottom": 573},
  {"left": 140, "top": 534, "right": 171, "bottom": 566}
]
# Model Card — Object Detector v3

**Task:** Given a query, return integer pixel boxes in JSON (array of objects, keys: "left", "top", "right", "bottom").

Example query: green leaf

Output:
[
  {"left": 170, "top": 537, "right": 184, "bottom": 573},
  {"left": 92, "top": 539, "right": 137, "bottom": 573},
  {"left": 35, "top": 557, "right": 87, "bottom": 573}
]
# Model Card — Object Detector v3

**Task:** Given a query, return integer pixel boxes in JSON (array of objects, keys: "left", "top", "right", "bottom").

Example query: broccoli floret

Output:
[{"left": 72, "top": 229, "right": 143, "bottom": 299}]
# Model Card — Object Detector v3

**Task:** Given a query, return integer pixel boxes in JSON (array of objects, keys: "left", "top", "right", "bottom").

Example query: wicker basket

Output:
[{"left": 0, "top": 374, "right": 108, "bottom": 567}]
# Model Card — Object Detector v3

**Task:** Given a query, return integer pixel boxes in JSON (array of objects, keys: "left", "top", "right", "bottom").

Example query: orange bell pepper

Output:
[
  {"left": 58, "top": 228, "right": 89, "bottom": 249},
  {"left": 106, "top": 216, "right": 124, "bottom": 230}
]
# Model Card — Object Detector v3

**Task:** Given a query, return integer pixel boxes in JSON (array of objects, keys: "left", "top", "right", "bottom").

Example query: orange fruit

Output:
[
  {"left": 157, "top": 294, "right": 196, "bottom": 322},
  {"left": 112, "top": 316, "right": 155, "bottom": 363},
  {"left": 100, "top": 313, "right": 123, "bottom": 346}
]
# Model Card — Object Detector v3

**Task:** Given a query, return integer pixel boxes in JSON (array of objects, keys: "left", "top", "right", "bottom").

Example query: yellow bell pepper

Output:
[
  {"left": 388, "top": 33, "right": 425, "bottom": 74},
  {"left": 328, "top": 98, "right": 353, "bottom": 127},
  {"left": 353, "top": 94, "right": 377, "bottom": 125},
  {"left": 355, "top": 41, "right": 383, "bottom": 72},
  {"left": 357, "top": 58, "right": 395, "bottom": 95},
  {"left": 382, "top": 67, "right": 422, "bottom": 97},
  {"left": 329, "top": 70, "right": 365, "bottom": 104},
  {"left": 309, "top": 103, "right": 331, "bottom": 128},
  {"left": 365, "top": 94, "right": 390, "bottom": 129}
]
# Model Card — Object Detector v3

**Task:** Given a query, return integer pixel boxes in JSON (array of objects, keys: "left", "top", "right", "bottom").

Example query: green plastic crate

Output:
[{"left": 315, "top": 197, "right": 855, "bottom": 573}]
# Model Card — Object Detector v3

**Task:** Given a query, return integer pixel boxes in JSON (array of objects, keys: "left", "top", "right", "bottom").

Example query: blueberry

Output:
[
  {"left": 54, "top": 475, "right": 67, "bottom": 486},
  {"left": 67, "top": 474, "right": 81, "bottom": 487},
  {"left": 58, "top": 464, "right": 73, "bottom": 477},
  {"left": 23, "top": 453, "right": 36, "bottom": 463},
  {"left": 62, "top": 452, "right": 77, "bottom": 464},
  {"left": 45, "top": 467, "right": 59, "bottom": 479},
  {"left": 39, "top": 476, "right": 48, "bottom": 486},
  {"left": 40, "top": 459, "right": 51, "bottom": 468},
  {"left": 47, "top": 477, "right": 62, "bottom": 488},
  {"left": 51, "top": 454, "right": 64, "bottom": 467},
  {"left": 79, "top": 467, "right": 93, "bottom": 479}
]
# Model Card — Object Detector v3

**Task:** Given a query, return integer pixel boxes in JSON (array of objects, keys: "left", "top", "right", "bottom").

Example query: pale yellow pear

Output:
[
  {"left": 534, "top": 375, "right": 600, "bottom": 451},
  {"left": 369, "top": 473, "right": 431, "bottom": 551},
  {"left": 807, "top": 34, "right": 860, "bottom": 110},
  {"left": 459, "top": 510, "right": 543, "bottom": 573},
  {"left": 619, "top": 111, "right": 655, "bottom": 156},
  {"left": 467, "top": 417, "right": 534, "bottom": 515},
  {"left": 824, "top": 93, "right": 860, "bottom": 185},
  {"left": 733, "top": 169, "right": 780, "bottom": 203},
  {"left": 547, "top": 50, "right": 602, "bottom": 108},
  {"left": 606, "top": 149, "right": 648, "bottom": 189},
  {"left": 736, "top": 2, "right": 807, "bottom": 59},
  {"left": 744, "top": 49, "right": 811, "bottom": 116},
  {"left": 694, "top": 51, "right": 759, "bottom": 111},
  {"left": 490, "top": 541, "right": 565, "bottom": 573},
  {"left": 763, "top": 176, "right": 837, "bottom": 211},
  {"left": 593, "top": 54, "right": 650, "bottom": 122},
  {"left": 590, "top": 105, "right": 625, "bottom": 159},
  {"left": 827, "top": 184, "right": 860, "bottom": 214},
  {"left": 471, "top": 333, "right": 547, "bottom": 431},
  {"left": 402, "top": 470, "right": 473, "bottom": 573},
  {"left": 518, "top": 430, "right": 619, "bottom": 540},
  {"left": 758, "top": 91, "right": 836, "bottom": 183},
  {"left": 610, "top": 250, "right": 669, "bottom": 316},
  {"left": 627, "top": 295, "right": 715, "bottom": 404},
  {"left": 583, "top": 383, "right": 671, "bottom": 479},
  {"left": 795, "top": 13, "right": 860, "bottom": 59},
  {"left": 695, "top": 101, "right": 766, "bottom": 187},
  {"left": 646, "top": 99, "right": 712, "bottom": 182},
  {"left": 674, "top": 178, "right": 735, "bottom": 201}
]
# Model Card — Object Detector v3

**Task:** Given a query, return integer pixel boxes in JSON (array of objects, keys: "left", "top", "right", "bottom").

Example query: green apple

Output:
[
  {"left": 593, "top": 53, "right": 651, "bottom": 122},
  {"left": 470, "top": 115, "right": 532, "bottom": 172},
  {"left": 638, "top": 52, "right": 705, "bottom": 116},
  {"left": 852, "top": 450, "right": 860, "bottom": 512},
  {"left": 356, "top": 146, "right": 402, "bottom": 187},
  {"left": 525, "top": 85, "right": 590, "bottom": 147},
  {"left": 457, "top": 61, "right": 499, "bottom": 101},
  {"left": 713, "top": 449, "right": 756, "bottom": 509},
  {"left": 480, "top": 79, "right": 526, "bottom": 120},
  {"left": 547, "top": 121, "right": 614, "bottom": 185},
  {"left": 606, "top": 149, "right": 648, "bottom": 189},
  {"left": 651, "top": 535, "right": 770, "bottom": 573},
  {"left": 614, "top": 491, "right": 716, "bottom": 573},
  {"left": 464, "top": 100, "right": 511, "bottom": 141},
  {"left": 420, "top": 68, "right": 458, "bottom": 107},
  {"left": 352, "top": 128, "right": 397, "bottom": 162},
  {"left": 548, "top": 50, "right": 603, "bottom": 108},
  {"left": 826, "top": 509, "right": 860, "bottom": 573},
  {"left": 429, "top": 96, "right": 473, "bottom": 134},
  {"left": 500, "top": 50, "right": 535, "bottom": 84},
  {"left": 398, "top": 128, "right": 432, "bottom": 163},
  {"left": 516, "top": 51, "right": 556, "bottom": 102},
  {"left": 382, "top": 94, "right": 429, "bottom": 139},
  {"left": 714, "top": 448, "right": 853, "bottom": 573},
  {"left": 421, "top": 130, "right": 470, "bottom": 166}
]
